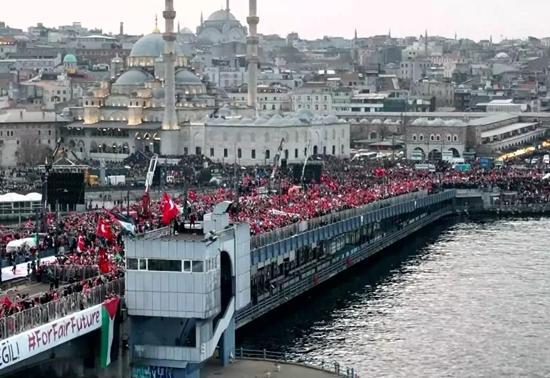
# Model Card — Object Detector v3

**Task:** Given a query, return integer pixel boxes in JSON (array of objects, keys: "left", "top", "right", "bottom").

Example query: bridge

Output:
[{"left": 1, "top": 187, "right": 540, "bottom": 377}]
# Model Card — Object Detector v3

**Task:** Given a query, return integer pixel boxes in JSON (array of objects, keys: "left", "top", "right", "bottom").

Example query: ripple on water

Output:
[{"left": 240, "top": 218, "right": 550, "bottom": 377}]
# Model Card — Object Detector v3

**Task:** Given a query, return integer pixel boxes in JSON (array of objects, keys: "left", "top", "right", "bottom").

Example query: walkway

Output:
[{"left": 201, "top": 359, "right": 339, "bottom": 378}]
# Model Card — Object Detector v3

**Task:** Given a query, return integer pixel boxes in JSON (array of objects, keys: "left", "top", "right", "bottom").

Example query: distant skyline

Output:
[{"left": 3, "top": 0, "right": 550, "bottom": 42}]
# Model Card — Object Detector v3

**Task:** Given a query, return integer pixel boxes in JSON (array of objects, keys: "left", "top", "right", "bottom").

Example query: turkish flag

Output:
[
  {"left": 161, "top": 193, "right": 180, "bottom": 225},
  {"left": 96, "top": 218, "right": 114, "bottom": 241},
  {"left": 98, "top": 248, "right": 110, "bottom": 274}
]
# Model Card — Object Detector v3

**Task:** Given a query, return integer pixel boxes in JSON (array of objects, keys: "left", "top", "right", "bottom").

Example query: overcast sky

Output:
[{"left": 2, "top": 0, "right": 548, "bottom": 41}]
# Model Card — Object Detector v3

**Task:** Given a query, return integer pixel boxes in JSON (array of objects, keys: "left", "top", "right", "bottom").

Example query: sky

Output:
[{"left": 2, "top": 0, "right": 549, "bottom": 42}]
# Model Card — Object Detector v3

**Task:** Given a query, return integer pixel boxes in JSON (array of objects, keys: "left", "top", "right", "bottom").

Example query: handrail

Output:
[
  {"left": 0, "top": 278, "right": 125, "bottom": 340},
  {"left": 237, "top": 208, "right": 452, "bottom": 326},
  {"left": 250, "top": 190, "right": 429, "bottom": 249},
  {"left": 235, "top": 347, "right": 359, "bottom": 378}
]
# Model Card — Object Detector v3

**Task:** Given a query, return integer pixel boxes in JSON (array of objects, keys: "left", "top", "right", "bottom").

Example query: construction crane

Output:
[
  {"left": 141, "top": 154, "right": 159, "bottom": 216},
  {"left": 270, "top": 138, "right": 286, "bottom": 180},
  {"left": 301, "top": 139, "right": 312, "bottom": 185}
]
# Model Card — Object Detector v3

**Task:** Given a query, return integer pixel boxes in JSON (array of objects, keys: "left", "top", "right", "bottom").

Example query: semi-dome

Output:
[
  {"left": 63, "top": 54, "right": 77, "bottom": 64},
  {"left": 180, "top": 27, "right": 195, "bottom": 35},
  {"left": 130, "top": 33, "right": 184, "bottom": 58},
  {"left": 207, "top": 9, "right": 237, "bottom": 22},
  {"left": 176, "top": 70, "right": 201, "bottom": 85},
  {"left": 114, "top": 69, "right": 154, "bottom": 86}
]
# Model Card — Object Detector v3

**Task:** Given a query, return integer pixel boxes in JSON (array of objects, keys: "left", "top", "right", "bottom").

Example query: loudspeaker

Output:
[
  {"left": 290, "top": 162, "right": 323, "bottom": 184},
  {"left": 47, "top": 173, "right": 85, "bottom": 207}
]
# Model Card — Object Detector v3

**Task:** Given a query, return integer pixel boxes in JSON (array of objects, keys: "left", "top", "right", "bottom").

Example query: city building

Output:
[{"left": 0, "top": 109, "right": 66, "bottom": 167}]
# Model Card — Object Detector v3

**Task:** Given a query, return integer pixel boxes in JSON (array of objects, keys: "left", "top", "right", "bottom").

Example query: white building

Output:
[
  {"left": 161, "top": 112, "right": 350, "bottom": 165},
  {"left": 0, "top": 109, "right": 65, "bottom": 167},
  {"left": 291, "top": 84, "right": 334, "bottom": 114}
]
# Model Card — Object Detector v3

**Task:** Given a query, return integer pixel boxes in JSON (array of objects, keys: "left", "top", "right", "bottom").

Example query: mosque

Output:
[
  {"left": 196, "top": 1, "right": 248, "bottom": 45},
  {"left": 62, "top": 0, "right": 350, "bottom": 165}
]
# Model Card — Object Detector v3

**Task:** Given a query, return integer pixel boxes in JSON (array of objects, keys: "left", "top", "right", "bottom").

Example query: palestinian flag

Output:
[
  {"left": 100, "top": 297, "right": 120, "bottom": 368},
  {"left": 107, "top": 211, "right": 136, "bottom": 235}
]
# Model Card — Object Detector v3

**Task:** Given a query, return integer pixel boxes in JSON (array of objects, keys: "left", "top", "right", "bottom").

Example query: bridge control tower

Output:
[{"left": 125, "top": 201, "right": 251, "bottom": 378}]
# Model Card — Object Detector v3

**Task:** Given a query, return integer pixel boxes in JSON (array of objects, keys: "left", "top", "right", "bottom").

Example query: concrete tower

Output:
[
  {"left": 162, "top": 0, "right": 179, "bottom": 130},
  {"left": 247, "top": 0, "right": 259, "bottom": 109}
]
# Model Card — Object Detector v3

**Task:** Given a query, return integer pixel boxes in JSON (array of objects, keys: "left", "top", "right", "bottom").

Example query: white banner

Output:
[
  {"left": 1, "top": 256, "right": 58, "bottom": 282},
  {"left": 0, "top": 304, "right": 102, "bottom": 371}
]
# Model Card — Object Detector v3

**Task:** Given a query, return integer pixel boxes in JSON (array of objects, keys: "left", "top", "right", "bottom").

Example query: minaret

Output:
[
  {"left": 162, "top": 0, "right": 179, "bottom": 130},
  {"left": 247, "top": 0, "right": 259, "bottom": 109},
  {"left": 226, "top": 0, "right": 230, "bottom": 11},
  {"left": 424, "top": 30, "right": 428, "bottom": 57},
  {"left": 200, "top": 11, "right": 204, "bottom": 26}
]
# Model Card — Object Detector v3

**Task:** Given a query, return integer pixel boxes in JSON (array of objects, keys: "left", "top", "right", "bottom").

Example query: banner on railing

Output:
[{"left": 0, "top": 296, "right": 122, "bottom": 371}]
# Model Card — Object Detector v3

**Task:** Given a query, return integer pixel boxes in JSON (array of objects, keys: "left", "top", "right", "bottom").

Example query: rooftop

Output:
[
  {"left": 481, "top": 122, "right": 537, "bottom": 139},
  {"left": 0, "top": 109, "right": 69, "bottom": 123}
]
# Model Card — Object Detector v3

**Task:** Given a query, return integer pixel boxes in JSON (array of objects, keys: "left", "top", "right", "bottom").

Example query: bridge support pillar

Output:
[{"left": 219, "top": 316, "right": 236, "bottom": 367}]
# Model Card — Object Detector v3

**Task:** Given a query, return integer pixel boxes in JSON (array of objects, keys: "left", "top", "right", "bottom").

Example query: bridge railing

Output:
[
  {"left": 251, "top": 190, "right": 428, "bottom": 249},
  {"left": 0, "top": 278, "right": 125, "bottom": 340},
  {"left": 235, "top": 347, "right": 359, "bottom": 378}
]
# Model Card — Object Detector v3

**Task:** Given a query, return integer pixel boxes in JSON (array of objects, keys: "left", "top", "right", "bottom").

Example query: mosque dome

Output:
[
  {"left": 130, "top": 33, "right": 184, "bottom": 58},
  {"left": 180, "top": 27, "right": 195, "bottom": 35},
  {"left": 114, "top": 69, "right": 154, "bottom": 86},
  {"left": 495, "top": 52, "right": 510, "bottom": 60},
  {"left": 176, "top": 70, "right": 201, "bottom": 85},
  {"left": 207, "top": 9, "right": 237, "bottom": 22},
  {"left": 63, "top": 54, "right": 77, "bottom": 64}
]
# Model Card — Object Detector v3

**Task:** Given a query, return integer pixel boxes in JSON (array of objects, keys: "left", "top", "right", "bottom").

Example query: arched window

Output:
[
  {"left": 453, "top": 135, "right": 459, "bottom": 142},
  {"left": 436, "top": 134, "right": 441, "bottom": 141},
  {"left": 447, "top": 134, "right": 452, "bottom": 142},
  {"left": 419, "top": 134, "right": 425, "bottom": 141},
  {"left": 430, "top": 134, "right": 435, "bottom": 141},
  {"left": 412, "top": 134, "right": 417, "bottom": 141}
]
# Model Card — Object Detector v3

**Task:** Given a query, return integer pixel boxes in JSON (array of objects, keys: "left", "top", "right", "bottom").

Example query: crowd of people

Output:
[{"left": 1, "top": 154, "right": 549, "bottom": 321}]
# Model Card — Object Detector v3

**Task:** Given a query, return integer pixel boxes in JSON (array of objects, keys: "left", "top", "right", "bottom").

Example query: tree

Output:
[{"left": 17, "top": 132, "right": 52, "bottom": 167}]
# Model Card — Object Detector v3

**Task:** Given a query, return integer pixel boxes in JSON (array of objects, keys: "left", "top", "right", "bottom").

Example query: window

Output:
[
  {"left": 295, "top": 149, "right": 299, "bottom": 158},
  {"left": 265, "top": 150, "right": 271, "bottom": 159},
  {"left": 436, "top": 134, "right": 441, "bottom": 141},
  {"left": 251, "top": 149, "right": 256, "bottom": 159},
  {"left": 183, "top": 147, "right": 188, "bottom": 155},
  {"left": 192, "top": 261, "right": 204, "bottom": 273},
  {"left": 139, "top": 259, "right": 147, "bottom": 271},
  {"left": 183, "top": 260, "right": 191, "bottom": 273},
  {"left": 127, "top": 258, "right": 138, "bottom": 270},
  {"left": 224, "top": 148, "right": 228, "bottom": 158},
  {"left": 412, "top": 134, "right": 417, "bottom": 141},
  {"left": 332, "top": 145, "right": 336, "bottom": 155},
  {"left": 430, "top": 134, "right": 435, "bottom": 141},
  {"left": 447, "top": 135, "right": 452, "bottom": 142},
  {"left": 419, "top": 134, "right": 424, "bottom": 141},
  {"left": 148, "top": 259, "right": 182, "bottom": 272},
  {"left": 237, "top": 148, "right": 242, "bottom": 159},
  {"left": 195, "top": 147, "right": 202, "bottom": 155},
  {"left": 210, "top": 148, "right": 215, "bottom": 157},
  {"left": 453, "top": 135, "right": 459, "bottom": 142}
]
